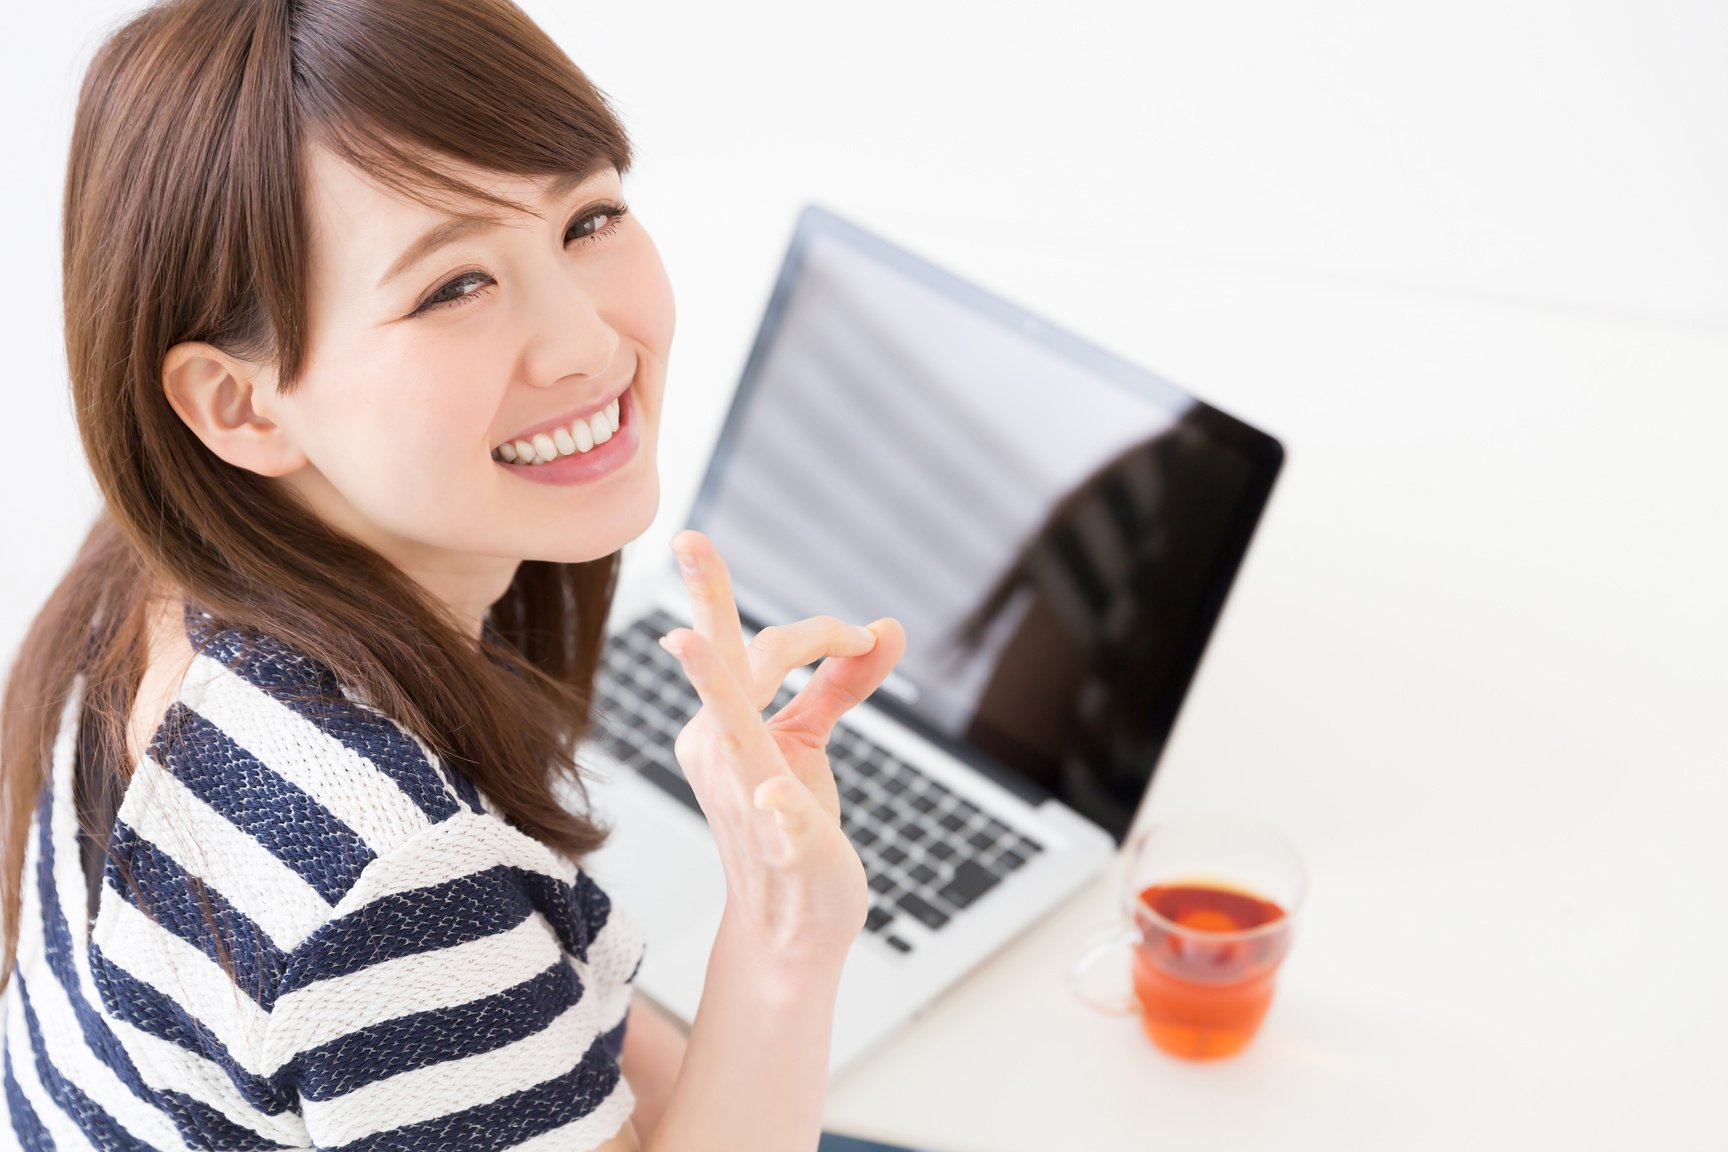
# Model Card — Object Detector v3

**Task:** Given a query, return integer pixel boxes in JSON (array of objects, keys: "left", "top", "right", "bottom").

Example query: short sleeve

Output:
[{"left": 261, "top": 810, "right": 644, "bottom": 1151}]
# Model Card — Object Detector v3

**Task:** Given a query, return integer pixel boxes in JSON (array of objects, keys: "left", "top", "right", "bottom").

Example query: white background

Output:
[{"left": 3, "top": 3, "right": 1726, "bottom": 1149}]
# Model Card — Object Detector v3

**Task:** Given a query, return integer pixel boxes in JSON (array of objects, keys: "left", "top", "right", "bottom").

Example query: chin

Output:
[{"left": 522, "top": 476, "right": 661, "bottom": 565}]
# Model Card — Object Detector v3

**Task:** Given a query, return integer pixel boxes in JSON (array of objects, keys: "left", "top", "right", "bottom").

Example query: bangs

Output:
[{"left": 292, "top": 0, "right": 632, "bottom": 215}]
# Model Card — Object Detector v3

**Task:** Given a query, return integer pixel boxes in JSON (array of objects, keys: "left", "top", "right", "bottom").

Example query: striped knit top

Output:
[{"left": 1, "top": 601, "right": 646, "bottom": 1150}]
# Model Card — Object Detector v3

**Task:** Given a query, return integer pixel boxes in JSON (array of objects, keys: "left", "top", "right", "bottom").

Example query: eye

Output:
[
  {"left": 409, "top": 199, "right": 631, "bottom": 317},
  {"left": 566, "top": 200, "right": 630, "bottom": 246},
  {"left": 414, "top": 270, "right": 493, "bottom": 313}
]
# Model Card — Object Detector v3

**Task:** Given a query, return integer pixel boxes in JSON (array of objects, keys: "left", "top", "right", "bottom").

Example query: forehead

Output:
[{"left": 301, "top": 143, "right": 616, "bottom": 280}]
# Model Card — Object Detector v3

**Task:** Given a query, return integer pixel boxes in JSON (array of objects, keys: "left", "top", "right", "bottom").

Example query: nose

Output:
[{"left": 517, "top": 262, "right": 621, "bottom": 390}]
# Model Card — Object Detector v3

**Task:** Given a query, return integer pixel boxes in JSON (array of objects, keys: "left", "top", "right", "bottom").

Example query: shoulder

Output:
[
  {"left": 110, "top": 608, "right": 484, "bottom": 941},
  {"left": 178, "top": 610, "right": 475, "bottom": 836}
]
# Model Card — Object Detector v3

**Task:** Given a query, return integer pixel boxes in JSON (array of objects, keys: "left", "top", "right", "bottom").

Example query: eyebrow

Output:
[{"left": 375, "top": 162, "right": 612, "bottom": 289}]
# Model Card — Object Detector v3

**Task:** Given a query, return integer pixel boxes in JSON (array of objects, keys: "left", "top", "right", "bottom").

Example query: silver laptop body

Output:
[{"left": 573, "top": 205, "right": 1284, "bottom": 1078}]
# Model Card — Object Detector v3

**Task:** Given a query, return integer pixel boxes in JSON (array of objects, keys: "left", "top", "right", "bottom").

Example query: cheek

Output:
[
  {"left": 614, "top": 231, "right": 676, "bottom": 361},
  {"left": 303, "top": 345, "right": 499, "bottom": 490}
]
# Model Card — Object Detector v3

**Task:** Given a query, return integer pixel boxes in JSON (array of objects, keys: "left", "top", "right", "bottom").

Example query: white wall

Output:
[{"left": 3, "top": 0, "right": 1723, "bottom": 697}]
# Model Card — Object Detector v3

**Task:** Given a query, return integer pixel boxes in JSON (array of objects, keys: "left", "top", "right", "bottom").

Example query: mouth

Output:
[
  {"left": 491, "top": 380, "right": 631, "bottom": 465},
  {"left": 490, "top": 386, "right": 640, "bottom": 485}
]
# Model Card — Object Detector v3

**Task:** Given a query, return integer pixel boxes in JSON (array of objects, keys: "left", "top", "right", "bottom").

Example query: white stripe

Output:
[
  {"left": 5, "top": 989, "right": 95, "bottom": 1152},
  {"left": 265, "top": 914, "right": 563, "bottom": 1066},
  {"left": 302, "top": 996, "right": 619, "bottom": 1145},
  {"left": 7, "top": 965, "right": 189, "bottom": 1150},
  {"left": 185, "top": 655, "right": 433, "bottom": 853},
  {"left": 90, "top": 897, "right": 271, "bottom": 1080},
  {"left": 13, "top": 732, "right": 190, "bottom": 1151},
  {"left": 117, "top": 755, "right": 332, "bottom": 950},
  {"left": 574, "top": 907, "right": 643, "bottom": 1034},
  {"left": 105, "top": 1015, "right": 307, "bottom": 1148},
  {"left": 501, "top": 1091, "right": 637, "bottom": 1152},
  {"left": 331, "top": 812, "right": 574, "bottom": 910},
  {"left": 51, "top": 679, "right": 135, "bottom": 1046}
]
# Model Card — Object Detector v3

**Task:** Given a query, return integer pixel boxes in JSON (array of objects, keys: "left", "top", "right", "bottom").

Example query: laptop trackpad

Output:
[{"left": 584, "top": 778, "right": 726, "bottom": 958}]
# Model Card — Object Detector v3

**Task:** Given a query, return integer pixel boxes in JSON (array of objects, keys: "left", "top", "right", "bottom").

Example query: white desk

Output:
[{"left": 630, "top": 247, "right": 1728, "bottom": 1150}]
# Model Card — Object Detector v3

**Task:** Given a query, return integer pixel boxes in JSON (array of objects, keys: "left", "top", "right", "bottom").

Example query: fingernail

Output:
[
  {"left": 851, "top": 625, "right": 877, "bottom": 645},
  {"left": 674, "top": 547, "right": 699, "bottom": 578},
  {"left": 658, "top": 634, "right": 680, "bottom": 658}
]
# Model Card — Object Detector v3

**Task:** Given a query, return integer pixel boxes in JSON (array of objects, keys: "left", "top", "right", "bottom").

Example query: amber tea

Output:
[{"left": 1130, "top": 881, "right": 1290, "bottom": 1059}]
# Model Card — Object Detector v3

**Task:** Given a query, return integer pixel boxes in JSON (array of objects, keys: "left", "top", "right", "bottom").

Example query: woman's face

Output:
[{"left": 255, "top": 143, "right": 674, "bottom": 630}]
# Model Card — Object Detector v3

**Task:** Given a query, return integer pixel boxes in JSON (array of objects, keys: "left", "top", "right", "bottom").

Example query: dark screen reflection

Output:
[
  {"left": 942, "top": 417, "right": 1254, "bottom": 838},
  {"left": 695, "top": 225, "right": 1267, "bottom": 844}
]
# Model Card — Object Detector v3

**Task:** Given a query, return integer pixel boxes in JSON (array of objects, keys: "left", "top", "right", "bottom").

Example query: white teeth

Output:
[{"left": 494, "top": 392, "right": 626, "bottom": 465}]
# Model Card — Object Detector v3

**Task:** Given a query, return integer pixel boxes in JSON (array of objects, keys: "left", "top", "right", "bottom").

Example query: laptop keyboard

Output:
[{"left": 588, "top": 608, "right": 1045, "bottom": 955}]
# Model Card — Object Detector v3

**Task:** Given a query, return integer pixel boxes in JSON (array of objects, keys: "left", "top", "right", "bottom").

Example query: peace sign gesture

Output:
[{"left": 658, "top": 530, "right": 906, "bottom": 962}]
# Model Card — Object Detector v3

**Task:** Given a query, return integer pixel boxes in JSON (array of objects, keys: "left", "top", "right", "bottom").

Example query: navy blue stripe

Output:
[
  {"left": 105, "top": 823, "right": 289, "bottom": 1010},
  {"left": 156, "top": 1088, "right": 295, "bottom": 1151},
  {"left": 4, "top": 1042, "right": 54, "bottom": 1151},
  {"left": 278, "top": 866, "right": 537, "bottom": 996},
  {"left": 184, "top": 620, "right": 461, "bottom": 825},
  {"left": 326, "top": 1032, "right": 622, "bottom": 1152},
  {"left": 293, "top": 962, "right": 581, "bottom": 1102},
  {"left": 445, "top": 765, "right": 485, "bottom": 814},
  {"left": 16, "top": 976, "right": 150, "bottom": 1150},
  {"left": 299, "top": 699, "right": 461, "bottom": 825},
  {"left": 88, "top": 948, "right": 296, "bottom": 1117},
  {"left": 602, "top": 1016, "right": 627, "bottom": 1064},
  {"left": 148, "top": 706, "right": 374, "bottom": 903},
  {"left": 31, "top": 781, "right": 162, "bottom": 1112}
]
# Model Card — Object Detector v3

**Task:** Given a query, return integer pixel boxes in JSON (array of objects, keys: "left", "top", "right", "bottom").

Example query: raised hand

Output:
[{"left": 658, "top": 529, "right": 906, "bottom": 962}]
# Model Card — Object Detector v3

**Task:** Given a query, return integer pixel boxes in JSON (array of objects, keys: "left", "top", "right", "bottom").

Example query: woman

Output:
[{"left": 0, "top": 0, "right": 905, "bottom": 1148}]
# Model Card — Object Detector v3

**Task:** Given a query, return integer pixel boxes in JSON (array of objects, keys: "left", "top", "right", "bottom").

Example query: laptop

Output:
[{"left": 574, "top": 204, "right": 1284, "bottom": 1078}]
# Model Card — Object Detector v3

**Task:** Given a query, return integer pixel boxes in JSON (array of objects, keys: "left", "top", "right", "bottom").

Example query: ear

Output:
[{"left": 161, "top": 342, "right": 307, "bottom": 478}]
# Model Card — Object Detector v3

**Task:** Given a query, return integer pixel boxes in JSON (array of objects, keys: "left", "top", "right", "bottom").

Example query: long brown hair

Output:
[{"left": 1, "top": 0, "right": 638, "bottom": 989}]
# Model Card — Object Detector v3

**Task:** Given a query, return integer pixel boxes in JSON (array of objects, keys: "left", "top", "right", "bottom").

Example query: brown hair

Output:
[{"left": 1, "top": 0, "right": 637, "bottom": 989}]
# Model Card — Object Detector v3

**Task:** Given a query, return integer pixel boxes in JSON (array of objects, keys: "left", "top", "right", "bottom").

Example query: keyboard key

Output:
[
  {"left": 867, "top": 872, "right": 896, "bottom": 895},
  {"left": 885, "top": 935, "right": 913, "bottom": 953},
  {"left": 928, "top": 841, "right": 957, "bottom": 861},
  {"left": 908, "top": 862, "right": 937, "bottom": 885},
  {"left": 895, "top": 891, "right": 950, "bottom": 930},
  {"left": 911, "top": 793, "right": 937, "bottom": 813},
  {"left": 937, "top": 860, "right": 1001, "bottom": 910},
  {"left": 968, "top": 829, "right": 996, "bottom": 851},
  {"left": 878, "top": 844, "right": 907, "bottom": 867},
  {"left": 864, "top": 906, "right": 894, "bottom": 934},
  {"left": 1001, "top": 849, "right": 1029, "bottom": 871},
  {"left": 938, "top": 811, "right": 967, "bottom": 833}
]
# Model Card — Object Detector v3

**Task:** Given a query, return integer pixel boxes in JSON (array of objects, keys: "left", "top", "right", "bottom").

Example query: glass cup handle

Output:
[{"left": 1065, "top": 924, "right": 1142, "bottom": 1017}]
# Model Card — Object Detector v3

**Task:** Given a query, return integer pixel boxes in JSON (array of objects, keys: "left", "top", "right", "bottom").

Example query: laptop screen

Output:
[{"left": 688, "top": 207, "right": 1283, "bottom": 843}]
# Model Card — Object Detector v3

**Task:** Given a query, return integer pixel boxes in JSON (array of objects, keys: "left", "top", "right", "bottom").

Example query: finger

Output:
[
  {"left": 770, "top": 617, "right": 907, "bottom": 741},
  {"left": 659, "top": 628, "right": 783, "bottom": 796},
  {"left": 745, "top": 616, "right": 879, "bottom": 710},
  {"left": 670, "top": 530, "right": 753, "bottom": 692}
]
